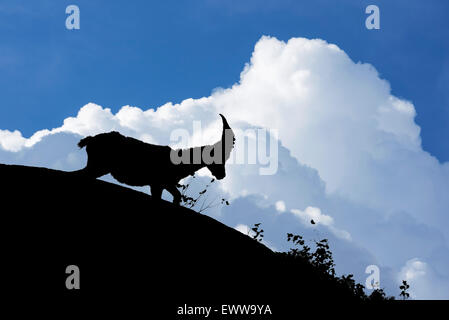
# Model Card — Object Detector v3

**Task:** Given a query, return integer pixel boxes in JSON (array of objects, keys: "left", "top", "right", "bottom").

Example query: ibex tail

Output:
[{"left": 78, "top": 136, "right": 93, "bottom": 149}]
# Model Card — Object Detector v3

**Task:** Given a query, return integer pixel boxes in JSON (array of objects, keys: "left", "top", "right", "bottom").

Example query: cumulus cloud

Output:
[
  {"left": 275, "top": 200, "right": 286, "bottom": 213},
  {"left": 291, "top": 207, "right": 351, "bottom": 241},
  {"left": 1, "top": 36, "right": 448, "bottom": 298},
  {"left": 292, "top": 206, "right": 333, "bottom": 226}
]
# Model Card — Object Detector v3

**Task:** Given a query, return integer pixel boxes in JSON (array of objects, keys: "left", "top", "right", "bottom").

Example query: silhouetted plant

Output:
[
  {"left": 287, "top": 233, "right": 335, "bottom": 276},
  {"left": 338, "top": 274, "right": 366, "bottom": 298},
  {"left": 251, "top": 223, "right": 264, "bottom": 242},
  {"left": 287, "top": 233, "right": 311, "bottom": 260},
  {"left": 368, "top": 288, "right": 390, "bottom": 301},
  {"left": 177, "top": 174, "right": 230, "bottom": 213},
  {"left": 285, "top": 231, "right": 393, "bottom": 301},
  {"left": 399, "top": 280, "right": 410, "bottom": 300},
  {"left": 312, "top": 239, "right": 335, "bottom": 276}
]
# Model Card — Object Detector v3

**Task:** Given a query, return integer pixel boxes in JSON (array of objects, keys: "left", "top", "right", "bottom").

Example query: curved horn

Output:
[
  {"left": 219, "top": 114, "right": 231, "bottom": 130},
  {"left": 219, "top": 114, "right": 235, "bottom": 161}
]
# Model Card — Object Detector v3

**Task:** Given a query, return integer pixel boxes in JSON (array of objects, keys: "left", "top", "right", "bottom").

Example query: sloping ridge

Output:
[
  {"left": 0, "top": 165, "right": 277, "bottom": 299},
  {"left": 0, "top": 164, "right": 361, "bottom": 314}
]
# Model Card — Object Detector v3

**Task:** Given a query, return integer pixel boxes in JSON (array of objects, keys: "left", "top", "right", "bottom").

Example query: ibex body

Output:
[{"left": 77, "top": 114, "right": 235, "bottom": 205}]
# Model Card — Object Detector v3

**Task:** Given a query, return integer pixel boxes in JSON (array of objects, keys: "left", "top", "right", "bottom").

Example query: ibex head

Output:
[{"left": 204, "top": 114, "right": 235, "bottom": 180}]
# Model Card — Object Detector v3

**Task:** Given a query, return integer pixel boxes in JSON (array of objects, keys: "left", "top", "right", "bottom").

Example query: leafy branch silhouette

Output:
[
  {"left": 399, "top": 280, "right": 410, "bottom": 300},
  {"left": 251, "top": 223, "right": 264, "bottom": 242},
  {"left": 177, "top": 174, "right": 229, "bottom": 213}
]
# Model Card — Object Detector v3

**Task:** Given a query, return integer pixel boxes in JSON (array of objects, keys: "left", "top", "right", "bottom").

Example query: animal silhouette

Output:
[{"left": 77, "top": 114, "right": 235, "bottom": 204}]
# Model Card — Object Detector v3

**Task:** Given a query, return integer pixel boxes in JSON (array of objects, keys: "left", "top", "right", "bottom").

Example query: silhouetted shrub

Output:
[
  {"left": 399, "top": 280, "right": 410, "bottom": 300},
  {"left": 251, "top": 223, "right": 264, "bottom": 242},
  {"left": 368, "top": 288, "right": 393, "bottom": 301},
  {"left": 282, "top": 230, "right": 394, "bottom": 301},
  {"left": 178, "top": 174, "right": 229, "bottom": 213}
]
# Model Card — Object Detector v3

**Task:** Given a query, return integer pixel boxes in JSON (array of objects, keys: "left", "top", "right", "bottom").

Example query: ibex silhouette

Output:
[{"left": 77, "top": 114, "right": 235, "bottom": 205}]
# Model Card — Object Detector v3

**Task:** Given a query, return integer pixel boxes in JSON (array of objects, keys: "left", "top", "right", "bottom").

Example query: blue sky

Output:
[{"left": 0, "top": 0, "right": 448, "bottom": 161}]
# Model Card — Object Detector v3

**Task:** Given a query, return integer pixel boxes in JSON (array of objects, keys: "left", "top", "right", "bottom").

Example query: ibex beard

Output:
[{"left": 76, "top": 114, "right": 235, "bottom": 205}]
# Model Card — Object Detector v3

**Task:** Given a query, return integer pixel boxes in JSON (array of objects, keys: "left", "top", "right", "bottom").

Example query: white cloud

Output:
[
  {"left": 235, "top": 224, "right": 252, "bottom": 236},
  {"left": 275, "top": 200, "right": 286, "bottom": 212},
  {"left": 1, "top": 35, "right": 448, "bottom": 298},
  {"left": 0, "top": 129, "right": 28, "bottom": 151},
  {"left": 291, "top": 206, "right": 351, "bottom": 241},
  {"left": 291, "top": 206, "right": 333, "bottom": 226}
]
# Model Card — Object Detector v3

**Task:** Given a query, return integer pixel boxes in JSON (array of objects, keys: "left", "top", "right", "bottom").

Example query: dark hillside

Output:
[{"left": 0, "top": 164, "right": 383, "bottom": 316}]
